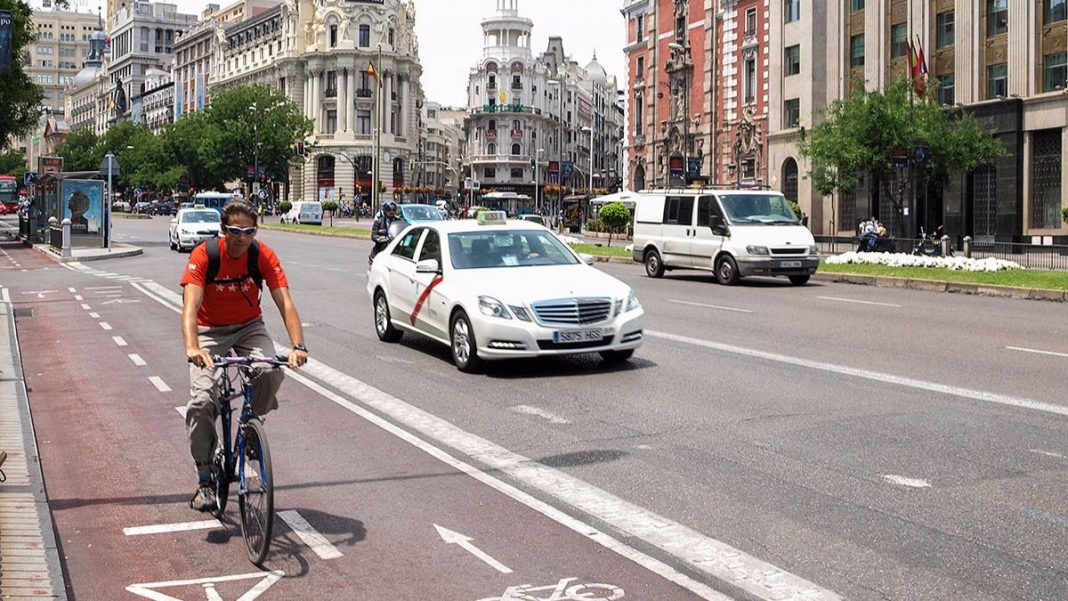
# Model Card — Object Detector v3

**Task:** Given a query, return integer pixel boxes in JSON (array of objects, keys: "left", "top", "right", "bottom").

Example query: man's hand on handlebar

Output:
[
  {"left": 187, "top": 347, "right": 214, "bottom": 370},
  {"left": 287, "top": 348, "right": 308, "bottom": 370}
]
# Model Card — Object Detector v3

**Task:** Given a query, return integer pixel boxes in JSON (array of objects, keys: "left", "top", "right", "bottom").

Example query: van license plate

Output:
[
  {"left": 779, "top": 260, "right": 803, "bottom": 268},
  {"left": 553, "top": 328, "right": 605, "bottom": 343}
]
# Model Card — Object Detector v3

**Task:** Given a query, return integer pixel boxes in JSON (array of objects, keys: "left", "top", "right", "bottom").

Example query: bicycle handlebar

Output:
[{"left": 187, "top": 354, "right": 291, "bottom": 368}]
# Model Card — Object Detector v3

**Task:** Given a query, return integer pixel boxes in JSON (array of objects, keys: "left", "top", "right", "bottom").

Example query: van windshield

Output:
[{"left": 719, "top": 194, "right": 799, "bottom": 225}]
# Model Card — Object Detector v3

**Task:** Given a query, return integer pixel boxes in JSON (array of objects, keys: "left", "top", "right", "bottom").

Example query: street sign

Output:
[
  {"left": 99, "top": 155, "right": 120, "bottom": 177},
  {"left": 133, "top": 187, "right": 142, "bottom": 198},
  {"left": 24, "top": 171, "right": 37, "bottom": 187},
  {"left": 257, "top": 188, "right": 269, "bottom": 200}
]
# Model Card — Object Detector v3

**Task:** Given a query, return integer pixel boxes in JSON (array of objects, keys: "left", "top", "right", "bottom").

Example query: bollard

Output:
[
  {"left": 940, "top": 235, "right": 950, "bottom": 257},
  {"left": 963, "top": 236, "right": 972, "bottom": 258},
  {"left": 61, "top": 218, "right": 72, "bottom": 258}
]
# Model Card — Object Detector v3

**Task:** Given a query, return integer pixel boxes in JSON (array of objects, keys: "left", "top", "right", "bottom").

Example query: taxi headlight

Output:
[
  {"left": 625, "top": 291, "right": 641, "bottom": 312},
  {"left": 478, "top": 296, "right": 511, "bottom": 319},
  {"left": 746, "top": 245, "right": 770, "bottom": 256}
]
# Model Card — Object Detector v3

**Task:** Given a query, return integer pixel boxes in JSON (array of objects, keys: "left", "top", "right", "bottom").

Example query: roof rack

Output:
[{"left": 639, "top": 182, "right": 777, "bottom": 193}]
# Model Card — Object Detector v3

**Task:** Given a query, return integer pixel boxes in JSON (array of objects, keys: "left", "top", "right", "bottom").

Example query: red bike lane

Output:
[{"left": 14, "top": 271, "right": 719, "bottom": 601}]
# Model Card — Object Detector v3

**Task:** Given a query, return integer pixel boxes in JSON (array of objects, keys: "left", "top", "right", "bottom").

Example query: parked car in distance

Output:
[
  {"left": 367, "top": 211, "right": 644, "bottom": 372},
  {"left": 112, "top": 201, "right": 131, "bottom": 213},
  {"left": 169, "top": 208, "right": 221, "bottom": 252},
  {"left": 280, "top": 201, "right": 323, "bottom": 225},
  {"left": 516, "top": 214, "right": 548, "bottom": 227}
]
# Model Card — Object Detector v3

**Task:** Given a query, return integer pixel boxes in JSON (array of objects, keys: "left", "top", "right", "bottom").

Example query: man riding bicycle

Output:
[{"left": 180, "top": 200, "right": 308, "bottom": 512}]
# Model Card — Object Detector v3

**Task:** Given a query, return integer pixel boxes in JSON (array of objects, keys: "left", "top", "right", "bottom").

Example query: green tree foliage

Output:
[
  {"left": 0, "top": 0, "right": 44, "bottom": 143},
  {"left": 54, "top": 128, "right": 100, "bottom": 171},
  {"left": 598, "top": 202, "right": 631, "bottom": 247},
  {"left": 321, "top": 199, "right": 338, "bottom": 226},
  {"left": 798, "top": 79, "right": 1004, "bottom": 236},
  {"left": 159, "top": 111, "right": 228, "bottom": 192},
  {"left": 0, "top": 150, "right": 25, "bottom": 175}
]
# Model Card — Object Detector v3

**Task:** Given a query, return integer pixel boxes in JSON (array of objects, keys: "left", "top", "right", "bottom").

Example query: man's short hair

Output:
[{"left": 222, "top": 200, "right": 258, "bottom": 226}]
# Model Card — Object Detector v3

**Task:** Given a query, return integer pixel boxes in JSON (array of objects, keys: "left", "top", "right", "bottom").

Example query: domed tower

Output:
[{"left": 72, "top": 20, "right": 107, "bottom": 90}]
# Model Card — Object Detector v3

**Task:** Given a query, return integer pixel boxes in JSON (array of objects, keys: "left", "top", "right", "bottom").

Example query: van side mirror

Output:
[{"left": 801, "top": 215, "right": 809, "bottom": 227}]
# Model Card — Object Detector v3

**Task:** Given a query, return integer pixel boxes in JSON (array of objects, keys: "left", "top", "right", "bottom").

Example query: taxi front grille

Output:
[{"left": 531, "top": 298, "right": 612, "bottom": 325}]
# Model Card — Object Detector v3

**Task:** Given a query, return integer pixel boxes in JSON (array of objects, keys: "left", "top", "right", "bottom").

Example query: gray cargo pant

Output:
[{"left": 186, "top": 318, "right": 283, "bottom": 478}]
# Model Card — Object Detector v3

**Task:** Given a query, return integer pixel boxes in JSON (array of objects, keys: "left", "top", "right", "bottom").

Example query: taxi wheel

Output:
[
  {"left": 644, "top": 249, "right": 664, "bottom": 278},
  {"left": 715, "top": 255, "right": 740, "bottom": 286},
  {"left": 374, "top": 291, "right": 403, "bottom": 342},
  {"left": 450, "top": 311, "right": 483, "bottom": 373}
]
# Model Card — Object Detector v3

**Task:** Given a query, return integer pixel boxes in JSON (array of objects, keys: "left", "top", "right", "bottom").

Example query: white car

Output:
[
  {"left": 280, "top": 201, "right": 323, "bottom": 225},
  {"left": 366, "top": 212, "right": 645, "bottom": 372},
  {"left": 169, "top": 208, "right": 221, "bottom": 252}
]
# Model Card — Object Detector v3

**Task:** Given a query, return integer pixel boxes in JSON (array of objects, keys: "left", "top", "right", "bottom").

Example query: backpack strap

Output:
[
  {"left": 203, "top": 238, "right": 221, "bottom": 284},
  {"left": 246, "top": 240, "right": 262, "bottom": 289},
  {"left": 199, "top": 238, "right": 261, "bottom": 289}
]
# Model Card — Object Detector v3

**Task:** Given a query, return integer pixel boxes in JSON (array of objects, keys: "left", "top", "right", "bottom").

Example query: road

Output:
[{"left": 2, "top": 214, "right": 1067, "bottom": 601}]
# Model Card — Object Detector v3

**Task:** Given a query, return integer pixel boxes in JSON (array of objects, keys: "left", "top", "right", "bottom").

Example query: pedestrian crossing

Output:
[{"left": 61, "top": 261, "right": 152, "bottom": 283}]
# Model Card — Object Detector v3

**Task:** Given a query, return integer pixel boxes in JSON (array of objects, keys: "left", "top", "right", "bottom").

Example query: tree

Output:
[
  {"left": 159, "top": 111, "right": 228, "bottom": 192},
  {"left": 321, "top": 200, "right": 338, "bottom": 227},
  {"left": 798, "top": 79, "right": 1004, "bottom": 237},
  {"left": 54, "top": 128, "right": 101, "bottom": 172},
  {"left": 0, "top": 0, "right": 44, "bottom": 143},
  {"left": 0, "top": 150, "right": 25, "bottom": 175},
  {"left": 598, "top": 202, "right": 631, "bottom": 248}
]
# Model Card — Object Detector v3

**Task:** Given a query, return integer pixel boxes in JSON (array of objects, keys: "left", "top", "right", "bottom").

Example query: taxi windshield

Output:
[
  {"left": 718, "top": 194, "right": 799, "bottom": 225},
  {"left": 182, "top": 211, "right": 221, "bottom": 224},
  {"left": 448, "top": 230, "right": 579, "bottom": 270}
]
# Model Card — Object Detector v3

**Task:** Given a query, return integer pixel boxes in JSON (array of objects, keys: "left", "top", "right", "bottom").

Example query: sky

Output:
[{"left": 52, "top": 0, "right": 627, "bottom": 108}]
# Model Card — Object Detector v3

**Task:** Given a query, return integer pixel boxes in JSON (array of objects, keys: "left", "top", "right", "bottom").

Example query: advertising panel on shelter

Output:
[{"left": 62, "top": 179, "right": 104, "bottom": 234}]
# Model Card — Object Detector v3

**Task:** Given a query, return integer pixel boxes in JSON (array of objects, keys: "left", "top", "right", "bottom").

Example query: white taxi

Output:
[
  {"left": 169, "top": 207, "right": 221, "bottom": 252},
  {"left": 366, "top": 212, "right": 644, "bottom": 372}
]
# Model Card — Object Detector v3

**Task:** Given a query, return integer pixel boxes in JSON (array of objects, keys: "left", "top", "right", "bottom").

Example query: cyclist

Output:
[
  {"left": 180, "top": 200, "right": 308, "bottom": 512},
  {"left": 369, "top": 201, "right": 400, "bottom": 263}
]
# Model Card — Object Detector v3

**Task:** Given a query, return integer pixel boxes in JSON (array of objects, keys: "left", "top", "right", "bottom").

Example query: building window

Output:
[
  {"left": 987, "top": 0, "right": 1008, "bottom": 36},
  {"left": 636, "top": 14, "right": 644, "bottom": 42},
  {"left": 890, "top": 24, "right": 907, "bottom": 59},
  {"left": 935, "top": 12, "right": 954, "bottom": 49},
  {"left": 743, "top": 54, "right": 756, "bottom": 102},
  {"left": 510, "top": 167, "right": 523, "bottom": 179},
  {"left": 782, "top": 158, "right": 798, "bottom": 202},
  {"left": 326, "top": 109, "right": 337, "bottom": 133},
  {"left": 1044, "top": 52, "right": 1067, "bottom": 91},
  {"left": 936, "top": 73, "right": 955, "bottom": 105},
  {"left": 484, "top": 167, "right": 496, "bottom": 179},
  {"left": 635, "top": 95, "right": 643, "bottom": 131},
  {"left": 851, "top": 0, "right": 864, "bottom": 11},
  {"left": 388, "top": 27, "right": 394, "bottom": 47},
  {"left": 487, "top": 143, "right": 497, "bottom": 155},
  {"left": 636, "top": 56, "right": 644, "bottom": 80},
  {"left": 1046, "top": 0, "right": 1067, "bottom": 23},
  {"left": 745, "top": 8, "right": 757, "bottom": 35},
  {"left": 329, "top": 25, "right": 337, "bottom": 47},
  {"left": 1031, "top": 129, "right": 1063, "bottom": 229},
  {"left": 359, "top": 24, "right": 370, "bottom": 47},
  {"left": 784, "top": 98, "right": 800, "bottom": 128},
  {"left": 357, "top": 109, "right": 371, "bottom": 134},
  {"left": 850, "top": 34, "right": 865, "bottom": 67},
  {"left": 511, "top": 143, "right": 521, "bottom": 155},
  {"left": 784, "top": 0, "right": 800, "bottom": 23},
  {"left": 785, "top": 45, "right": 800, "bottom": 76},
  {"left": 986, "top": 63, "right": 1007, "bottom": 98}
]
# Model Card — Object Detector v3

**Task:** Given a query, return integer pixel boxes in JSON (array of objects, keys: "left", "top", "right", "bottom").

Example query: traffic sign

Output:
[
  {"left": 133, "top": 187, "right": 142, "bottom": 198},
  {"left": 257, "top": 188, "right": 269, "bottom": 200},
  {"left": 99, "top": 155, "right": 120, "bottom": 177},
  {"left": 24, "top": 171, "right": 36, "bottom": 187}
]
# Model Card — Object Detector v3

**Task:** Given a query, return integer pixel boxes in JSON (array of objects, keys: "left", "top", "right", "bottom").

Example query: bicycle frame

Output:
[{"left": 215, "top": 361, "right": 267, "bottom": 496}]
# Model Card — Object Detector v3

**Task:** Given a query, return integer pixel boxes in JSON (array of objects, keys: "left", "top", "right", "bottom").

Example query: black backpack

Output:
[{"left": 196, "top": 238, "right": 263, "bottom": 290}]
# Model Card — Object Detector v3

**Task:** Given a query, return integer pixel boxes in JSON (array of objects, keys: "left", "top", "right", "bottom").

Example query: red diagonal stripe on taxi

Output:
[{"left": 410, "top": 275, "right": 444, "bottom": 325}]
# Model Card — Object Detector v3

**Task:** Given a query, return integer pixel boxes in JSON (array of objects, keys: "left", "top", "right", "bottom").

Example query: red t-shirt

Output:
[{"left": 180, "top": 239, "right": 289, "bottom": 327}]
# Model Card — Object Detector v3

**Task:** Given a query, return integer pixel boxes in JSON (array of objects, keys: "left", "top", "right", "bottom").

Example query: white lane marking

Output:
[
  {"left": 80, "top": 303, "right": 91, "bottom": 310},
  {"left": 67, "top": 287, "right": 77, "bottom": 293},
  {"left": 647, "top": 330, "right": 1068, "bottom": 418},
  {"left": 374, "top": 354, "right": 414, "bottom": 365},
  {"left": 133, "top": 281, "right": 182, "bottom": 312},
  {"left": 668, "top": 299, "right": 753, "bottom": 313},
  {"left": 123, "top": 520, "right": 221, "bottom": 536},
  {"left": 433, "top": 524, "right": 512, "bottom": 573},
  {"left": 882, "top": 475, "right": 931, "bottom": 489},
  {"left": 88, "top": 312, "right": 100, "bottom": 318},
  {"left": 131, "top": 282, "right": 795, "bottom": 601},
  {"left": 277, "top": 510, "right": 343, "bottom": 560},
  {"left": 175, "top": 406, "right": 187, "bottom": 418},
  {"left": 1006, "top": 346, "right": 1068, "bottom": 359},
  {"left": 511, "top": 404, "right": 570, "bottom": 424},
  {"left": 128, "top": 353, "right": 146, "bottom": 366},
  {"left": 1030, "top": 449, "right": 1065, "bottom": 459},
  {"left": 99, "top": 322, "right": 113, "bottom": 331},
  {"left": 126, "top": 571, "right": 283, "bottom": 601},
  {"left": 85, "top": 285, "right": 121, "bottom": 289},
  {"left": 113, "top": 336, "right": 128, "bottom": 347},
  {"left": 818, "top": 296, "right": 902, "bottom": 308},
  {"left": 148, "top": 377, "right": 171, "bottom": 392},
  {"left": 1, "top": 287, "right": 8, "bottom": 303}
]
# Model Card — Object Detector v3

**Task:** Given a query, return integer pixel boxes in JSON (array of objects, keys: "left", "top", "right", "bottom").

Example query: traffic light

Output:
[
  {"left": 530, "top": 158, "right": 536, "bottom": 172},
  {"left": 296, "top": 142, "right": 305, "bottom": 156}
]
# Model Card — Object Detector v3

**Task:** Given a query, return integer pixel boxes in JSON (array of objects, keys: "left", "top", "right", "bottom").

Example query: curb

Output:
[
  {"left": 811, "top": 272, "right": 1065, "bottom": 302},
  {"left": 258, "top": 224, "right": 371, "bottom": 241},
  {"left": 28, "top": 242, "right": 143, "bottom": 263}
]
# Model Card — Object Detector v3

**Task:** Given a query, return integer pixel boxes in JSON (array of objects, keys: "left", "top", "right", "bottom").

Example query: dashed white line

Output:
[
  {"left": 882, "top": 474, "right": 931, "bottom": 488},
  {"left": 148, "top": 376, "right": 171, "bottom": 392},
  {"left": 88, "top": 312, "right": 100, "bottom": 318},
  {"left": 73, "top": 295, "right": 84, "bottom": 301},
  {"left": 99, "top": 322, "right": 112, "bottom": 331},
  {"left": 128, "top": 354, "right": 146, "bottom": 366},
  {"left": 123, "top": 520, "right": 221, "bottom": 536},
  {"left": 67, "top": 287, "right": 77, "bottom": 293},
  {"left": 1030, "top": 449, "right": 1066, "bottom": 459},
  {"left": 1006, "top": 346, "right": 1068, "bottom": 359},
  {"left": 175, "top": 406, "right": 187, "bottom": 418},
  {"left": 113, "top": 336, "right": 128, "bottom": 347},
  {"left": 818, "top": 296, "right": 902, "bottom": 308},
  {"left": 1, "top": 288, "right": 9, "bottom": 303},
  {"left": 81, "top": 303, "right": 91, "bottom": 310},
  {"left": 278, "top": 511, "right": 343, "bottom": 560},
  {"left": 511, "top": 404, "right": 570, "bottom": 424},
  {"left": 667, "top": 299, "right": 753, "bottom": 313}
]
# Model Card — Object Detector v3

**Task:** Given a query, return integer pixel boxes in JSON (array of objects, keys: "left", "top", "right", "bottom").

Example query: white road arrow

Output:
[
  {"left": 24, "top": 289, "right": 57, "bottom": 299},
  {"left": 433, "top": 524, "right": 512, "bottom": 574},
  {"left": 126, "top": 570, "right": 282, "bottom": 601}
]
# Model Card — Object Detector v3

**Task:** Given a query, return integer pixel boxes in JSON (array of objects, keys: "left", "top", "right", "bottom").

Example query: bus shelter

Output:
[{"left": 22, "top": 172, "right": 105, "bottom": 246}]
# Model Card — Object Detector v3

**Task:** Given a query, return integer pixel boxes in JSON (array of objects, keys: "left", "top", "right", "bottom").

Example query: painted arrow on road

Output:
[{"left": 433, "top": 524, "right": 513, "bottom": 574}]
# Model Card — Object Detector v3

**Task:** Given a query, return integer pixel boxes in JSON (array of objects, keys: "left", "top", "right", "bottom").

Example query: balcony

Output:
[
  {"left": 510, "top": 82, "right": 523, "bottom": 90},
  {"left": 473, "top": 104, "right": 542, "bottom": 115},
  {"left": 510, "top": 129, "right": 524, "bottom": 138},
  {"left": 324, "top": 87, "right": 337, "bottom": 98},
  {"left": 356, "top": 88, "right": 372, "bottom": 98},
  {"left": 486, "top": 129, "right": 497, "bottom": 139}
]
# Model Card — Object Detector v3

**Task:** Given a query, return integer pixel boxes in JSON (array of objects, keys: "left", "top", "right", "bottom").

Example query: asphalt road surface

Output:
[{"left": 3, "top": 214, "right": 1067, "bottom": 601}]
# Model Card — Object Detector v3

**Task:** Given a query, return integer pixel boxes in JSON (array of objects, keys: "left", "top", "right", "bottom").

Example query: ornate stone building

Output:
[{"left": 211, "top": 0, "right": 425, "bottom": 204}]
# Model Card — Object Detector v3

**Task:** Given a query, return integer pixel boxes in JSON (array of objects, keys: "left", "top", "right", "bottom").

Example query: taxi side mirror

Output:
[
  {"left": 416, "top": 258, "right": 441, "bottom": 274},
  {"left": 170, "top": 218, "right": 178, "bottom": 225},
  {"left": 579, "top": 253, "right": 595, "bottom": 266}
]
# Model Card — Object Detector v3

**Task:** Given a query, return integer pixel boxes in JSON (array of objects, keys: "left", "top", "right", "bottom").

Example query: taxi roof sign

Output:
[{"left": 477, "top": 210, "right": 507, "bottom": 225}]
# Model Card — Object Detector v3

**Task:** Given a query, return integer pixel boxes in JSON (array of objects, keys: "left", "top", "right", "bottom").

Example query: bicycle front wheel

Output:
[{"left": 238, "top": 418, "right": 274, "bottom": 565}]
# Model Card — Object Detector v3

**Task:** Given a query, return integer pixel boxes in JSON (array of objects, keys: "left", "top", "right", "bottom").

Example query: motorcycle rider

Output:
[{"left": 369, "top": 201, "right": 400, "bottom": 263}]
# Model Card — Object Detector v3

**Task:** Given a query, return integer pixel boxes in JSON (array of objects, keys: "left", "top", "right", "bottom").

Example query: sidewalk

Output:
[{"left": 0, "top": 288, "right": 68, "bottom": 600}]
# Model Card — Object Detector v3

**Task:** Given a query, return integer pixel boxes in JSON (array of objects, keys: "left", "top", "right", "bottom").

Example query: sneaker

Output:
[{"left": 189, "top": 481, "right": 216, "bottom": 512}]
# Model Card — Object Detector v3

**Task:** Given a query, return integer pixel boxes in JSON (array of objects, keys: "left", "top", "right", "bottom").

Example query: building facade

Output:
[
  {"left": 211, "top": 0, "right": 425, "bottom": 204},
  {"left": 766, "top": 0, "right": 1067, "bottom": 240},
  {"left": 65, "top": 24, "right": 112, "bottom": 135},
  {"left": 418, "top": 101, "right": 463, "bottom": 196},
  {"left": 133, "top": 67, "right": 174, "bottom": 134}
]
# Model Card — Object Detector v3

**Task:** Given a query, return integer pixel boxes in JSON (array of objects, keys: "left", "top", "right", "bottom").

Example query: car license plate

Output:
[
  {"left": 553, "top": 328, "right": 605, "bottom": 343},
  {"left": 779, "top": 260, "right": 802, "bottom": 268}
]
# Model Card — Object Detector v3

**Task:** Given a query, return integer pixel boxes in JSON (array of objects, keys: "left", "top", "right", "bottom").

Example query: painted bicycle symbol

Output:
[{"left": 477, "top": 577, "right": 624, "bottom": 601}]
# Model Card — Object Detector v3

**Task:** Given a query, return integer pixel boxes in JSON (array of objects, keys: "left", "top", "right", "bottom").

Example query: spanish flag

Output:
[{"left": 367, "top": 61, "right": 377, "bottom": 79}]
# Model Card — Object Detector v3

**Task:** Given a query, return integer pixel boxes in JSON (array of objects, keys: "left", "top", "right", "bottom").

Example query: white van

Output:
[
  {"left": 281, "top": 201, "right": 323, "bottom": 225},
  {"left": 632, "top": 188, "right": 819, "bottom": 285}
]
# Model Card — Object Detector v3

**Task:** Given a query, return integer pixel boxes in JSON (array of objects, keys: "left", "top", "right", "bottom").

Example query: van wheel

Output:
[
  {"left": 644, "top": 249, "right": 664, "bottom": 278},
  {"left": 788, "top": 275, "right": 810, "bottom": 285},
  {"left": 715, "top": 255, "right": 740, "bottom": 285}
]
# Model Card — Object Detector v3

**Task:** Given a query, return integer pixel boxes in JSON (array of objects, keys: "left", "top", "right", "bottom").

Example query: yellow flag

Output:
[{"left": 367, "top": 61, "right": 377, "bottom": 78}]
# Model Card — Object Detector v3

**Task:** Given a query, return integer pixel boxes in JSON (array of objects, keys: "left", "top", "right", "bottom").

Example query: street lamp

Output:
[
  {"left": 535, "top": 147, "right": 544, "bottom": 212},
  {"left": 581, "top": 126, "right": 593, "bottom": 194},
  {"left": 545, "top": 79, "right": 563, "bottom": 212}
]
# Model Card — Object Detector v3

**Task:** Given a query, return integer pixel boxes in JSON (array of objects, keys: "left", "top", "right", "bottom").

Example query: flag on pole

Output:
[
  {"left": 367, "top": 61, "right": 377, "bottom": 79},
  {"left": 914, "top": 37, "right": 928, "bottom": 98},
  {"left": 906, "top": 41, "right": 916, "bottom": 83}
]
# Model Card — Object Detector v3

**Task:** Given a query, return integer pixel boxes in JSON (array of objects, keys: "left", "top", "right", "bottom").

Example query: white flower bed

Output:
[{"left": 825, "top": 251, "right": 1021, "bottom": 272}]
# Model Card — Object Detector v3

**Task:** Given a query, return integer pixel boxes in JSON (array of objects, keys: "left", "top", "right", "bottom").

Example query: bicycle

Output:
[{"left": 197, "top": 353, "right": 288, "bottom": 565}]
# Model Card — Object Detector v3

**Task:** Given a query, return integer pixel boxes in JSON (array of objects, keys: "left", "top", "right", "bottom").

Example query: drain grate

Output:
[{"left": 13, "top": 307, "right": 34, "bottom": 319}]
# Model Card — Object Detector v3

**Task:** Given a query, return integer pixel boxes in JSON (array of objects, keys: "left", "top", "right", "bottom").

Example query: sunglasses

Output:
[{"left": 223, "top": 225, "right": 258, "bottom": 236}]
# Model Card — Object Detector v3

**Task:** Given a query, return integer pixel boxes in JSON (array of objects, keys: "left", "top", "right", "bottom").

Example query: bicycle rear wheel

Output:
[{"left": 238, "top": 418, "right": 274, "bottom": 565}]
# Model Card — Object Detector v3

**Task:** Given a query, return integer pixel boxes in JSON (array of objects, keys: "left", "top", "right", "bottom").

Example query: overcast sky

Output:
[{"left": 55, "top": 0, "right": 627, "bottom": 108}]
